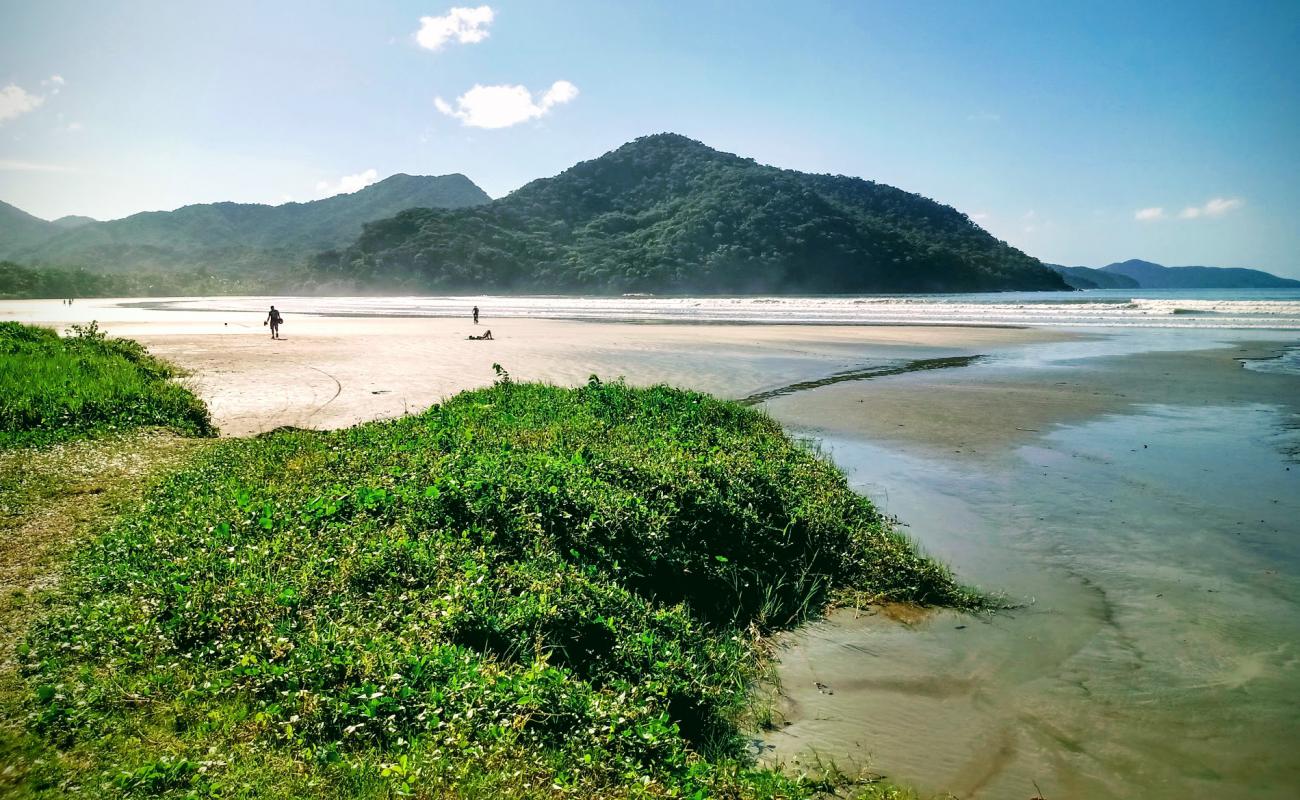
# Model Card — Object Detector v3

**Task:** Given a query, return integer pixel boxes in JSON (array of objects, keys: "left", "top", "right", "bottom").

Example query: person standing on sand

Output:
[
  {"left": 264, "top": 305, "right": 283, "bottom": 340},
  {"left": 472, "top": 305, "right": 479, "bottom": 325}
]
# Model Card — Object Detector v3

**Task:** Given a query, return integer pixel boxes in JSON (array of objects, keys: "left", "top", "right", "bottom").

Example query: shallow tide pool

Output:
[{"left": 763, "top": 403, "right": 1300, "bottom": 799}]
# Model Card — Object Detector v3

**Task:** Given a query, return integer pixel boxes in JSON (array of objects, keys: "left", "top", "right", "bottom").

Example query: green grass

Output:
[
  {"left": 0, "top": 322, "right": 215, "bottom": 448},
  {"left": 8, "top": 376, "right": 968, "bottom": 798}
]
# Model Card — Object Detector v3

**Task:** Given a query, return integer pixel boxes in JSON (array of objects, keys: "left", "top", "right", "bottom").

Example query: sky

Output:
[{"left": 2, "top": 0, "right": 1298, "bottom": 275}]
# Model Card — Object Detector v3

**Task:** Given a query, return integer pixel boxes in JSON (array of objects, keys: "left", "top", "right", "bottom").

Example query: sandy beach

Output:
[{"left": 1, "top": 298, "right": 1070, "bottom": 436}]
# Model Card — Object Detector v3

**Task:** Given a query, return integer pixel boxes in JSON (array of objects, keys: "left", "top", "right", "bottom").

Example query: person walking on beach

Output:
[
  {"left": 472, "top": 305, "right": 480, "bottom": 325},
  {"left": 264, "top": 305, "right": 283, "bottom": 340}
]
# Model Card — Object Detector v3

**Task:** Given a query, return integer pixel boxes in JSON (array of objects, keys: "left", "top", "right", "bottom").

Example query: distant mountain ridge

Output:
[
  {"left": 1045, "top": 263, "right": 1139, "bottom": 289},
  {"left": 1101, "top": 259, "right": 1300, "bottom": 288},
  {"left": 316, "top": 133, "right": 1067, "bottom": 294},
  {"left": 0, "top": 201, "right": 59, "bottom": 253},
  {"left": 1049, "top": 259, "right": 1299, "bottom": 289},
  {"left": 0, "top": 173, "right": 490, "bottom": 273}
]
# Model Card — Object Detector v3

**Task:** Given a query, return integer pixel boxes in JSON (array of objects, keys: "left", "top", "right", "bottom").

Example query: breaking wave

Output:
[{"left": 147, "top": 289, "right": 1300, "bottom": 330}]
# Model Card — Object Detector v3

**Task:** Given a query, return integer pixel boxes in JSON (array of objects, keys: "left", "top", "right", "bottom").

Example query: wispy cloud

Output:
[
  {"left": 416, "top": 6, "right": 494, "bottom": 50},
  {"left": 1134, "top": 197, "right": 1244, "bottom": 222},
  {"left": 0, "top": 84, "right": 45, "bottom": 124},
  {"left": 316, "top": 169, "right": 379, "bottom": 198},
  {"left": 1178, "top": 197, "right": 1243, "bottom": 219},
  {"left": 0, "top": 159, "right": 74, "bottom": 172},
  {"left": 967, "top": 111, "right": 1001, "bottom": 122},
  {"left": 435, "top": 80, "right": 578, "bottom": 129}
]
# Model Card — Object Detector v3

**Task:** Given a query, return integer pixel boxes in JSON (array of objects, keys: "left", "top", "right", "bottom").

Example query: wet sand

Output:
[
  {"left": 759, "top": 339, "right": 1300, "bottom": 798},
  {"left": 766, "top": 340, "right": 1300, "bottom": 459}
]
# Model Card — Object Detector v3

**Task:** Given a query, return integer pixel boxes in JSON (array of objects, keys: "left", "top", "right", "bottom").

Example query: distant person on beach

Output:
[
  {"left": 472, "top": 305, "right": 479, "bottom": 324},
  {"left": 467, "top": 329, "right": 493, "bottom": 340},
  {"left": 264, "top": 305, "right": 283, "bottom": 339}
]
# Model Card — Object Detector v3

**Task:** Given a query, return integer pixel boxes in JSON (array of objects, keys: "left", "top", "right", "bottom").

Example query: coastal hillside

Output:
[
  {"left": 316, "top": 134, "right": 1068, "bottom": 294},
  {"left": 2, "top": 173, "right": 490, "bottom": 273},
  {"left": 1100, "top": 258, "right": 1300, "bottom": 288}
]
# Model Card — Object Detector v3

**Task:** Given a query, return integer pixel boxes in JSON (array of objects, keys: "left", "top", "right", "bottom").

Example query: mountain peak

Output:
[
  {"left": 51, "top": 214, "right": 98, "bottom": 229},
  {"left": 335, "top": 133, "right": 1066, "bottom": 294},
  {"left": 610, "top": 132, "right": 742, "bottom": 163}
]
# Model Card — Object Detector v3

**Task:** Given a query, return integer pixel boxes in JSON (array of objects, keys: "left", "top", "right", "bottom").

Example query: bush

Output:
[{"left": 0, "top": 321, "right": 214, "bottom": 447}]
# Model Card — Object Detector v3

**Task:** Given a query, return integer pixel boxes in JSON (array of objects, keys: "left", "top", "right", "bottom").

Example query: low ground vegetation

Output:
[{"left": 7, "top": 377, "right": 967, "bottom": 798}]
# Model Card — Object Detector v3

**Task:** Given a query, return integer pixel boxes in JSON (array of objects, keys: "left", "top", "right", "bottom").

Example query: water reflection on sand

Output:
[{"left": 762, "top": 404, "right": 1300, "bottom": 799}]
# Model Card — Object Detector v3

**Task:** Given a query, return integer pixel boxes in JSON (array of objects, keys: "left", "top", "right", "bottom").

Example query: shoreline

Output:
[
  {"left": 2, "top": 299, "right": 1074, "bottom": 437},
  {"left": 4, "top": 297, "right": 1300, "bottom": 798},
  {"left": 36, "top": 291, "right": 1300, "bottom": 330}
]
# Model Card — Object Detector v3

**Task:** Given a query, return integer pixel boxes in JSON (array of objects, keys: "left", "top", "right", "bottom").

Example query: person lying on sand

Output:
[{"left": 467, "top": 329, "right": 493, "bottom": 341}]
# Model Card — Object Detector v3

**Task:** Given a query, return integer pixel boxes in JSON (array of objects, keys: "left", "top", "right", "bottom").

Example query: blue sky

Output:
[{"left": 2, "top": 0, "right": 1297, "bottom": 274}]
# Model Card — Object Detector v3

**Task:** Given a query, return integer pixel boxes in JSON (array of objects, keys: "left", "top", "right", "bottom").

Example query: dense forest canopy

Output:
[{"left": 316, "top": 133, "right": 1068, "bottom": 294}]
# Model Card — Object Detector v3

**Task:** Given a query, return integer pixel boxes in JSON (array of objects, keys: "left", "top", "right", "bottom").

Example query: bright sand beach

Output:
[{"left": 3, "top": 294, "right": 1299, "bottom": 799}]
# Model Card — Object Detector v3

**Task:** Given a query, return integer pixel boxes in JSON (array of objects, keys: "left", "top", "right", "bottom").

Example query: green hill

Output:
[
  {"left": 0, "top": 201, "right": 61, "bottom": 253},
  {"left": 7, "top": 173, "right": 490, "bottom": 273},
  {"left": 315, "top": 133, "right": 1068, "bottom": 294}
]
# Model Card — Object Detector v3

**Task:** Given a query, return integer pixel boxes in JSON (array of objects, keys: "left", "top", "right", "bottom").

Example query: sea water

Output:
[{"left": 137, "top": 287, "right": 1300, "bottom": 331}]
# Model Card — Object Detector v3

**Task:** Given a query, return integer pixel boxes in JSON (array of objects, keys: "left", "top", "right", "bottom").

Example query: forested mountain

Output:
[
  {"left": 1099, "top": 259, "right": 1300, "bottom": 288},
  {"left": 1046, "top": 263, "right": 1140, "bottom": 289},
  {"left": 0, "top": 201, "right": 62, "bottom": 253},
  {"left": 2, "top": 173, "right": 489, "bottom": 273},
  {"left": 315, "top": 134, "right": 1068, "bottom": 293}
]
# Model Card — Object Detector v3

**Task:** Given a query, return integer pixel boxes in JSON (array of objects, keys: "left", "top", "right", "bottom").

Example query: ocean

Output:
[{"left": 138, "top": 287, "right": 1300, "bottom": 330}]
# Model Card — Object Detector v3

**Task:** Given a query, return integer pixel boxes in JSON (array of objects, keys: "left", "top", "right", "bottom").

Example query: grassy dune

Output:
[
  {"left": 8, "top": 376, "right": 967, "bottom": 798},
  {"left": 0, "top": 322, "right": 214, "bottom": 448}
]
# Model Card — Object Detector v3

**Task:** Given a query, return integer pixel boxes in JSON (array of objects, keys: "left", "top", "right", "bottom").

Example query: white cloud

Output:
[
  {"left": 0, "top": 84, "right": 45, "bottom": 124},
  {"left": 316, "top": 169, "right": 379, "bottom": 198},
  {"left": 1134, "top": 207, "right": 1165, "bottom": 221},
  {"left": 435, "top": 80, "right": 578, "bottom": 129},
  {"left": 1179, "top": 197, "right": 1243, "bottom": 219},
  {"left": 967, "top": 111, "right": 1001, "bottom": 122},
  {"left": 416, "top": 6, "right": 494, "bottom": 50},
  {"left": 969, "top": 212, "right": 990, "bottom": 222}
]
